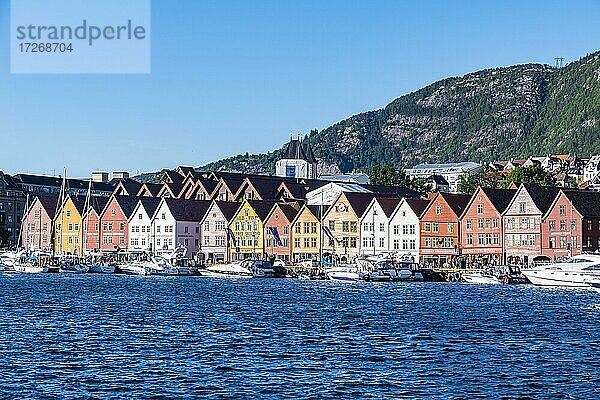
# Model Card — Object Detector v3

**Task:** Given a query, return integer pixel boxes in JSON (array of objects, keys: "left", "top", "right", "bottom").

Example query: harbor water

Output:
[{"left": 0, "top": 275, "right": 599, "bottom": 398}]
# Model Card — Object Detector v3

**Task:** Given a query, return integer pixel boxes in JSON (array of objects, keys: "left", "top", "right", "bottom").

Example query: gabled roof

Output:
[
  {"left": 236, "top": 177, "right": 285, "bottom": 200},
  {"left": 375, "top": 197, "right": 403, "bottom": 218},
  {"left": 306, "top": 205, "right": 324, "bottom": 220},
  {"left": 137, "top": 183, "right": 162, "bottom": 197},
  {"left": 138, "top": 197, "right": 162, "bottom": 218},
  {"left": 213, "top": 201, "right": 242, "bottom": 222},
  {"left": 281, "top": 138, "right": 317, "bottom": 163},
  {"left": 478, "top": 188, "right": 516, "bottom": 215},
  {"left": 342, "top": 192, "right": 402, "bottom": 218},
  {"left": 175, "top": 166, "right": 196, "bottom": 177},
  {"left": 87, "top": 196, "right": 110, "bottom": 216},
  {"left": 403, "top": 198, "right": 431, "bottom": 218},
  {"left": 160, "top": 169, "right": 185, "bottom": 185},
  {"left": 14, "top": 174, "right": 115, "bottom": 192},
  {"left": 66, "top": 194, "right": 88, "bottom": 216},
  {"left": 425, "top": 192, "right": 471, "bottom": 217},
  {"left": 426, "top": 175, "right": 449, "bottom": 186},
  {"left": 522, "top": 184, "right": 561, "bottom": 214},
  {"left": 554, "top": 190, "right": 600, "bottom": 219},
  {"left": 246, "top": 200, "right": 279, "bottom": 222},
  {"left": 113, "top": 179, "right": 143, "bottom": 196},
  {"left": 110, "top": 196, "right": 141, "bottom": 219},
  {"left": 269, "top": 203, "right": 301, "bottom": 223},
  {"left": 163, "top": 198, "right": 211, "bottom": 222},
  {"left": 35, "top": 195, "right": 59, "bottom": 219}
]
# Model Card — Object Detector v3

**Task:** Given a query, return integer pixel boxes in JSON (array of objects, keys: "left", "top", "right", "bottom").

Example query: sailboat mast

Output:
[{"left": 83, "top": 179, "right": 92, "bottom": 257}]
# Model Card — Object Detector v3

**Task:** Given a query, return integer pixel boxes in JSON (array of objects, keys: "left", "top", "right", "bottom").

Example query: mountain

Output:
[{"left": 142, "top": 50, "right": 600, "bottom": 180}]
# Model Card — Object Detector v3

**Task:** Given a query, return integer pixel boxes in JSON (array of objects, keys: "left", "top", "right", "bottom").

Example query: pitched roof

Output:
[
  {"left": 88, "top": 196, "right": 110, "bottom": 216},
  {"left": 342, "top": 192, "right": 403, "bottom": 218},
  {"left": 375, "top": 197, "right": 403, "bottom": 217},
  {"left": 481, "top": 188, "right": 517, "bottom": 214},
  {"left": 139, "top": 197, "right": 162, "bottom": 218},
  {"left": 306, "top": 205, "right": 324, "bottom": 220},
  {"left": 138, "top": 183, "right": 162, "bottom": 197},
  {"left": 276, "top": 203, "right": 301, "bottom": 222},
  {"left": 523, "top": 184, "right": 561, "bottom": 214},
  {"left": 67, "top": 195, "right": 88, "bottom": 215},
  {"left": 562, "top": 190, "right": 600, "bottom": 218},
  {"left": 247, "top": 200, "right": 278, "bottom": 221},
  {"left": 36, "top": 195, "right": 59, "bottom": 219},
  {"left": 281, "top": 138, "right": 317, "bottom": 163},
  {"left": 112, "top": 196, "right": 142, "bottom": 219},
  {"left": 14, "top": 174, "right": 115, "bottom": 192},
  {"left": 161, "top": 169, "right": 185, "bottom": 185},
  {"left": 404, "top": 198, "right": 430, "bottom": 217},
  {"left": 426, "top": 175, "right": 449, "bottom": 185},
  {"left": 164, "top": 199, "right": 211, "bottom": 222},
  {"left": 117, "top": 179, "right": 143, "bottom": 196},
  {"left": 438, "top": 192, "right": 472, "bottom": 216},
  {"left": 214, "top": 201, "right": 242, "bottom": 221}
]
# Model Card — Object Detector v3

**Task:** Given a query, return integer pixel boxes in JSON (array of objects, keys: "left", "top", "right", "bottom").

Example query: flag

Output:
[
  {"left": 268, "top": 226, "right": 283, "bottom": 247},
  {"left": 226, "top": 228, "right": 238, "bottom": 247},
  {"left": 322, "top": 226, "right": 335, "bottom": 246}
]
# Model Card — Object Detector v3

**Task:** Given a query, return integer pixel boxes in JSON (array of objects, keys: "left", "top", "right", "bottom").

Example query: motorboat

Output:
[
  {"left": 0, "top": 250, "right": 24, "bottom": 272},
  {"left": 198, "top": 260, "right": 255, "bottom": 278},
  {"left": 326, "top": 266, "right": 362, "bottom": 282},
  {"left": 119, "top": 262, "right": 149, "bottom": 276},
  {"left": 60, "top": 256, "right": 90, "bottom": 274},
  {"left": 462, "top": 271, "right": 499, "bottom": 284},
  {"left": 521, "top": 254, "right": 600, "bottom": 287}
]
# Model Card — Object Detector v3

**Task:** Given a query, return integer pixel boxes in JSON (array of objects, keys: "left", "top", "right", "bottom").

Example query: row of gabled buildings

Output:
[{"left": 19, "top": 177, "right": 600, "bottom": 266}]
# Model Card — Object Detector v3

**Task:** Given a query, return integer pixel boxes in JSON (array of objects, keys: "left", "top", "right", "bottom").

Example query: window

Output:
[
  {"left": 477, "top": 204, "right": 483, "bottom": 214},
  {"left": 588, "top": 220, "right": 593, "bottom": 231},
  {"left": 466, "top": 234, "right": 473, "bottom": 245},
  {"left": 204, "top": 221, "right": 210, "bottom": 231},
  {"left": 66, "top": 210, "right": 71, "bottom": 218},
  {"left": 559, "top": 205, "right": 566, "bottom": 216},
  {"left": 393, "top": 225, "right": 399, "bottom": 235},
  {"left": 393, "top": 239, "right": 399, "bottom": 250},
  {"left": 294, "top": 238, "right": 301, "bottom": 248},
  {"left": 283, "top": 226, "right": 289, "bottom": 235},
  {"left": 571, "top": 220, "right": 576, "bottom": 231},
  {"left": 139, "top": 213, "right": 143, "bottom": 220},
  {"left": 349, "top": 237, "right": 357, "bottom": 248},
  {"left": 409, "top": 225, "right": 416, "bottom": 235},
  {"left": 196, "top": 226, "right": 200, "bottom": 234},
  {"left": 68, "top": 223, "right": 73, "bottom": 231},
  {"left": 108, "top": 223, "right": 113, "bottom": 231},
  {"left": 425, "top": 237, "right": 431, "bottom": 248},
  {"left": 295, "top": 224, "right": 301, "bottom": 234},
  {"left": 304, "top": 238, "right": 310, "bottom": 248},
  {"left": 311, "top": 223, "right": 317, "bottom": 234},
  {"left": 303, "top": 222, "right": 310, "bottom": 234},
  {"left": 329, "top": 220, "right": 335, "bottom": 231},
  {"left": 466, "top": 220, "right": 472, "bottom": 230},
  {"left": 432, "top": 222, "right": 439, "bottom": 233},
  {"left": 156, "top": 226, "right": 161, "bottom": 233},
  {"left": 311, "top": 238, "right": 317, "bottom": 248},
  {"left": 436, "top": 205, "right": 442, "bottom": 215},
  {"left": 447, "top": 223, "right": 454, "bottom": 233},
  {"left": 402, "top": 239, "right": 408, "bottom": 250},
  {"left": 478, "top": 219, "right": 484, "bottom": 229},
  {"left": 560, "top": 220, "right": 566, "bottom": 231},
  {"left": 519, "top": 202, "right": 526, "bottom": 213},
  {"left": 379, "top": 223, "right": 385, "bottom": 232},
  {"left": 410, "top": 239, "right": 416, "bottom": 250},
  {"left": 120, "top": 237, "right": 125, "bottom": 245},
  {"left": 184, "top": 226, "right": 189, "bottom": 234},
  {"left": 379, "top": 237, "right": 385, "bottom": 247},
  {"left": 424, "top": 222, "right": 431, "bottom": 232},
  {"left": 485, "top": 219, "right": 491, "bottom": 229},
  {"left": 162, "top": 213, "right": 166, "bottom": 220},
  {"left": 402, "top": 225, "right": 408, "bottom": 235},
  {"left": 342, "top": 222, "right": 349, "bottom": 232},
  {"left": 560, "top": 236, "right": 567, "bottom": 248},
  {"left": 549, "top": 220, "right": 555, "bottom": 231},
  {"left": 549, "top": 237, "right": 555, "bottom": 249},
  {"left": 120, "top": 223, "right": 125, "bottom": 231}
]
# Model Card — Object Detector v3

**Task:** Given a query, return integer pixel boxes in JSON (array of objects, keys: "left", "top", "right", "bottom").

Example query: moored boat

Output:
[
  {"left": 326, "top": 266, "right": 362, "bottom": 282},
  {"left": 199, "top": 260, "right": 255, "bottom": 278},
  {"left": 521, "top": 254, "right": 600, "bottom": 287}
]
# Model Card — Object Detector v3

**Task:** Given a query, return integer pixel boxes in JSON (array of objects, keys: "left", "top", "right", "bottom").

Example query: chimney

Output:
[
  {"left": 112, "top": 171, "right": 130, "bottom": 180},
  {"left": 91, "top": 171, "right": 109, "bottom": 183}
]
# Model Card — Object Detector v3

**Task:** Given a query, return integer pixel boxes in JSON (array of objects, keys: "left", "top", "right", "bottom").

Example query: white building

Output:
[
  {"left": 305, "top": 182, "right": 372, "bottom": 206},
  {"left": 151, "top": 198, "right": 210, "bottom": 257},
  {"left": 404, "top": 162, "right": 482, "bottom": 193},
  {"left": 199, "top": 201, "right": 241, "bottom": 264},
  {"left": 275, "top": 136, "right": 318, "bottom": 179},
  {"left": 128, "top": 197, "right": 161, "bottom": 253},
  {"left": 359, "top": 197, "right": 402, "bottom": 256},
  {"left": 388, "top": 198, "right": 430, "bottom": 262},
  {"left": 584, "top": 155, "right": 600, "bottom": 183}
]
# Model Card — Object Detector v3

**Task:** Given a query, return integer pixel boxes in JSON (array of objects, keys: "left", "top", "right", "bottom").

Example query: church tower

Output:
[{"left": 275, "top": 136, "right": 318, "bottom": 179}]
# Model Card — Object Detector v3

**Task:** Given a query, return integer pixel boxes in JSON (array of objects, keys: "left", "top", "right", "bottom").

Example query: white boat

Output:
[
  {"left": 462, "top": 271, "right": 499, "bottom": 284},
  {"left": 119, "top": 262, "right": 149, "bottom": 276},
  {"left": 14, "top": 263, "right": 48, "bottom": 274},
  {"left": 199, "top": 260, "right": 255, "bottom": 278},
  {"left": 521, "top": 254, "right": 600, "bottom": 287},
  {"left": 326, "top": 266, "right": 361, "bottom": 282},
  {"left": 60, "top": 257, "right": 90, "bottom": 274}
]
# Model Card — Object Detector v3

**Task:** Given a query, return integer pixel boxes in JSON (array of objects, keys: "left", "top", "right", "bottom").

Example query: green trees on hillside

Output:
[{"left": 501, "top": 165, "right": 556, "bottom": 188}]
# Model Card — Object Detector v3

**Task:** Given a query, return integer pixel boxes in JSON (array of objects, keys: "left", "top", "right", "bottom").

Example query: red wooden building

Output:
[
  {"left": 263, "top": 202, "right": 301, "bottom": 261},
  {"left": 459, "top": 187, "right": 516, "bottom": 266},
  {"left": 420, "top": 192, "right": 471, "bottom": 267},
  {"left": 99, "top": 196, "right": 139, "bottom": 252},
  {"left": 541, "top": 190, "right": 600, "bottom": 260}
]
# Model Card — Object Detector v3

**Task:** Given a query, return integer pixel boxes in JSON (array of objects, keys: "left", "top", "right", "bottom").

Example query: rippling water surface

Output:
[{"left": 1, "top": 275, "right": 599, "bottom": 399}]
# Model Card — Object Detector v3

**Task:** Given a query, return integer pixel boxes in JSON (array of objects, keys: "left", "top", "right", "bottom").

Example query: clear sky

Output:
[{"left": 1, "top": 0, "right": 599, "bottom": 178}]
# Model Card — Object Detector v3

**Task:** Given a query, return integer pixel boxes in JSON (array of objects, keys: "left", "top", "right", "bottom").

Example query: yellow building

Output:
[
  {"left": 290, "top": 204, "right": 322, "bottom": 262},
  {"left": 229, "top": 200, "right": 277, "bottom": 260},
  {"left": 54, "top": 195, "right": 86, "bottom": 255},
  {"left": 322, "top": 192, "right": 376, "bottom": 262}
]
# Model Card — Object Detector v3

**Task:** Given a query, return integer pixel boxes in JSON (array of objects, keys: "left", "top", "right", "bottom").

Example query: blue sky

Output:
[{"left": 1, "top": 0, "right": 599, "bottom": 178}]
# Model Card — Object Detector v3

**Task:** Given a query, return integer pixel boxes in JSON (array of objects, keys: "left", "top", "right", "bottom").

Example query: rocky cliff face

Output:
[{"left": 163, "top": 50, "right": 600, "bottom": 177}]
